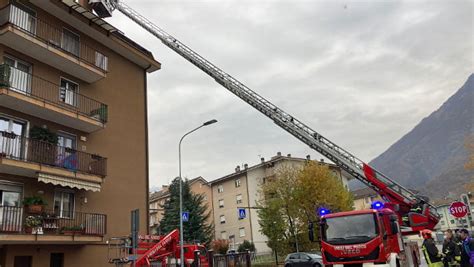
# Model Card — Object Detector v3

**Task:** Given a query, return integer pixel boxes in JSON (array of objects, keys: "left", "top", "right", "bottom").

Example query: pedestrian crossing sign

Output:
[
  {"left": 182, "top": 212, "right": 189, "bottom": 222},
  {"left": 238, "top": 208, "right": 246, "bottom": 219}
]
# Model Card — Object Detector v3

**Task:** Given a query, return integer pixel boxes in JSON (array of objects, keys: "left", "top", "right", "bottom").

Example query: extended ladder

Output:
[{"left": 102, "top": 1, "right": 439, "bottom": 225}]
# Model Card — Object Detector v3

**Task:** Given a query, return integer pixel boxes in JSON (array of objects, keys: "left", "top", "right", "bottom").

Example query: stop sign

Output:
[{"left": 449, "top": 201, "right": 468, "bottom": 218}]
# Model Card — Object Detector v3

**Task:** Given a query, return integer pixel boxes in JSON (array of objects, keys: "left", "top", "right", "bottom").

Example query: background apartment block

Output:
[
  {"left": 149, "top": 177, "right": 213, "bottom": 235},
  {"left": 351, "top": 187, "right": 383, "bottom": 210},
  {"left": 210, "top": 153, "right": 352, "bottom": 253},
  {"left": 0, "top": 0, "right": 160, "bottom": 266}
]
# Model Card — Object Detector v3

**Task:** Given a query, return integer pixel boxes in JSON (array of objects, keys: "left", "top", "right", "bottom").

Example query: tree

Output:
[
  {"left": 238, "top": 240, "right": 256, "bottom": 252},
  {"left": 257, "top": 162, "right": 353, "bottom": 256},
  {"left": 159, "top": 178, "right": 214, "bottom": 245}
]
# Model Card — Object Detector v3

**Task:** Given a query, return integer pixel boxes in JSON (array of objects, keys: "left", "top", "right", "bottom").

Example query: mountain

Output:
[{"left": 369, "top": 74, "right": 474, "bottom": 198}]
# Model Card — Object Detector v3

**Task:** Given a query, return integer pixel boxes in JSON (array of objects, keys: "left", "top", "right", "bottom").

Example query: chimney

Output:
[
  {"left": 244, "top": 163, "right": 248, "bottom": 170},
  {"left": 320, "top": 159, "right": 325, "bottom": 163},
  {"left": 306, "top": 155, "right": 311, "bottom": 160},
  {"left": 260, "top": 157, "right": 265, "bottom": 163},
  {"left": 287, "top": 154, "right": 291, "bottom": 157},
  {"left": 277, "top": 152, "right": 282, "bottom": 156},
  {"left": 235, "top": 165, "right": 241, "bottom": 172},
  {"left": 162, "top": 185, "right": 169, "bottom": 188}
]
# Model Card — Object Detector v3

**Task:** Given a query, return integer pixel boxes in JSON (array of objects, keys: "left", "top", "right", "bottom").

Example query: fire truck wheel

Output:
[
  {"left": 285, "top": 264, "right": 292, "bottom": 267},
  {"left": 313, "top": 263, "right": 322, "bottom": 267}
]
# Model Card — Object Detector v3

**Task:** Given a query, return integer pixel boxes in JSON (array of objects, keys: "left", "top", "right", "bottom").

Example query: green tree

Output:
[
  {"left": 159, "top": 178, "right": 214, "bottom": 245},
  {"left": 258, "top": 162, "right": 353, "bottom": 255},
  {"left": 238, "top": 240, "right": 256, "bottom": 252}
]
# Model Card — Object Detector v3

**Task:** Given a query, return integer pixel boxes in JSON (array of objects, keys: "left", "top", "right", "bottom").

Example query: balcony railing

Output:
[
  {"left": 0, "top": 4, "right": 108, "bottom": 71},
  {"left": 0, "top": 64, "right": 108, "bottom": 124},
  {"left": 0, "top": 131, "right": 107, "bottom": 176},
  {"left": 0, "top": 206, "right": 106, "bottom": 236}
]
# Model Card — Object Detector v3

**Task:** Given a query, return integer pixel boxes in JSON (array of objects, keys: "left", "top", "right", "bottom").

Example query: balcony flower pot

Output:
[
  {"left": 24, "top": 215, "right": 42, "bottom": 234},
  {"left": 22, "top": 196, "right": 47, "bottom": 214},
  {"left": 28, "top": 126, "right": 58, "bottom": 166},
  {"left": 0, "top": 64, "right": 11, "bottom": 87},
  {"left": 61, "top": 226, "right": 84, "bottom": 235},
  {"left": 90, "top": 104, "right": 107, "bottom": 122}
]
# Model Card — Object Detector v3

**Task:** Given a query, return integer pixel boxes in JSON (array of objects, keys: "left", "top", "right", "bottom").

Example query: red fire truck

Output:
[
  {"left": 319, "top": 164, "right": 440, "bottom": 267},
  {"left": 108, "top": 229, "right": 209, "bottom": 267}
]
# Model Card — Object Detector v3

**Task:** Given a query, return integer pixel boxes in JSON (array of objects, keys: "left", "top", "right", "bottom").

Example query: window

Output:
[
  {"left": 57, "top": 132, "right": 77, "bottom": 170},
  {"left": 441, "top": 221, "right": 445, "bottom": 225},
  {"left": 10, "top": 4, "right": 36, "bottom": 34},
  {"left": 221, "top": 231, "right": 227, "bottom": 239},
  {"left": 236, "top": 194, "right": 242, "bottom": 204},
  {"left": 61, "top": 28, "right": 80, "bottom": 56},
  {"left": 450, "top": 220, "right": 455, "bottom": 224},
  {"left": 217, "top": 185, "right": 224, "bottom": 193},
  {"left": 54, "top": 191, "right": 75, "bottom": 218},
  {"left": 14, "top": 256, "right": 32, "bottom": 267},
  {"left": 50, "top": 253, "right": 64, "bottom": 267},
  {"left": 220, "top": 215, "right": 226, "bottom": 224},
  {"left": 235, "top": 179, "right": 241, "bottom": 188},
  {"left": 59, "top": 78, "right": 78, "bottom": 106},
  {"left": 219, "top": 199, "right": 224, "bottom": 208},
  {"left": 365, "top": 197, "right": 370, "bottom": 204},
  {"left": 95, "top": 51, "right": 108, "bottom": 70},
  {"left": 4, "top": 55, "right": 32, "bottom": 94},
  {"left": 0, "top": 116, "right": 27, "bottom": 159},
  {"left": 0, "top": 181, "right": 23, "bottom": 231},
  {"left": 239, "top": 227, "right": 246, "bottom": 237}
]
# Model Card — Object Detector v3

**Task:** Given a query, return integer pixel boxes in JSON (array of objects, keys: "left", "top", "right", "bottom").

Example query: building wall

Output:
[
  {"left": 0, "top": 1, "right": 157, "bottom": 266},
  {"left": 213, "top": 156, "right": 352, "bottom": 254},
  {"left": 352, "top": 195, "right": 383, "bottom": 210},
  {"left": 149, "top": 179, "right": 213, "bottom": 235},
  {"left": 211, "top": 172, "right": 251, "bottom": 250}
]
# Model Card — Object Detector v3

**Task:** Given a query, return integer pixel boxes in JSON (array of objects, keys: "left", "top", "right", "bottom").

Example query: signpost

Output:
[
  {"left": 449, "top": 201, "right": 468, "bottom": 218},
  {"left": 238, "top": 208, "right": 246, "bottom": 219},
  {"left": 182, "top": 212, "right": 189, "bottom": 222}
]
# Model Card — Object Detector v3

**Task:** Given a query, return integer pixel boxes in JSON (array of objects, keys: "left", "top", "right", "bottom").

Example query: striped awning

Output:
[{"left": 37, "top": 173, "right": 101, "bottom": 192}]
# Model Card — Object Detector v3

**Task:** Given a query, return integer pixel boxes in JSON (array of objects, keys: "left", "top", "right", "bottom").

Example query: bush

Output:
[
  {"left": 238, "top": 240, "right": 256, "bottom": 252},
  {"left": 211, "top": 239, "right": 229, "bottom": 254}
]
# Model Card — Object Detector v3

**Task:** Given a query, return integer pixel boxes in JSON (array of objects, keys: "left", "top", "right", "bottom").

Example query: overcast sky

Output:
[{"left": 107, "top": 0, "right": 473, "bottom": 191}]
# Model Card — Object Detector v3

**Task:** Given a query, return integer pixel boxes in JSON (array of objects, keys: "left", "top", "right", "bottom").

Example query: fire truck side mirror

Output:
[
  {"left": 308, "top": 221, "right": 315, "bottom": 242},
  {"left": 389, "top": 215, "right": 399, "bottom": 235},
  {"left": 390, "top": 221, "right": 399, "bottom": 235}
]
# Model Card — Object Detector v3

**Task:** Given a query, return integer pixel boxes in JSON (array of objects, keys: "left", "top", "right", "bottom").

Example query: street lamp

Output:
[{"left": 178, "top": 119, "right": 218, "bottom": 267}]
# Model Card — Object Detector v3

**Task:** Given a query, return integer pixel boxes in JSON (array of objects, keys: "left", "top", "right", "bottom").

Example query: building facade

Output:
[
  {"left": 433, "top": 196, "right": 474, "bottom": 231},
  {"left": 149, "top": 177, "right": 213, "bottom": 235},
  {"left": 210, "top": 153, "right": 352, "bottom": 253},
  {"left": 351, "top": 187, "right": 383, "bottom": 210},
  {"left": 0, "top": 1, "right": 160, "bottom": 266}
]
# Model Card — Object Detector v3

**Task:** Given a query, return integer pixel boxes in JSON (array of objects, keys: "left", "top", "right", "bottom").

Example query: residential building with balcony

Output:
[
  {"left": 351, "top": 187, "right": 383, "bottom": 210},
  {"left": 0, "top": 0, "right": 160, "bottom": 266},
  {"left": 149, "top": 177, "right": 213, "bottom": 235},
  {"left": 210, "top": 153, "right": 352, "bottom": 253}
]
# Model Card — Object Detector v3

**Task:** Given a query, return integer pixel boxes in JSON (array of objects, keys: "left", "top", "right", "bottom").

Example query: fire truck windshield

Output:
[{"left": 322, "top": 213, "right": 378, "bottom": 245}]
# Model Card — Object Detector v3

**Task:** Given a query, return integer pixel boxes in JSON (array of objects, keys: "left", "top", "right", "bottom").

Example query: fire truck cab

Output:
[{"left": 320, "top": 209, "right": 421, "bottom": 267}]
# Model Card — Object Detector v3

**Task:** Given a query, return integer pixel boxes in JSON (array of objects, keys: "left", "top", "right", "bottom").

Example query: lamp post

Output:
[{"left": 179, "top": 119, "right": 217, "bottom": 267}]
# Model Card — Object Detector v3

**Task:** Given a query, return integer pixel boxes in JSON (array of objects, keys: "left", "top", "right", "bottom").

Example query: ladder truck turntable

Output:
[{"left": 89, "top": 1, "right": 440, "bottom": 266}]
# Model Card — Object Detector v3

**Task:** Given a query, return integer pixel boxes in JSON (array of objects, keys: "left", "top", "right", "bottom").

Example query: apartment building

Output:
[
  {"left": 0, "top": 0, "right": 160, "bottom": 266},
  {"left": 433, "top": 197, "right": 474, "bottom": 231},
  {"left": 351, "top": 187, "right": 383, "bottom": 210},
  {"left": 210, "top": 153, "right": 352, "bottom": 253},
  {"left": 149, "top": 177, "right": 213, "bottom": 235}
]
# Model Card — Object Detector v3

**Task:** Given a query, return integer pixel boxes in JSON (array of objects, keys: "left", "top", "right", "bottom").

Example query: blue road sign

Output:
[
  {"left": 238, "top": 208, "right": 246, "bottom": 219},
  {"left": 182, "top": 212, "right": 189, "bottom": 222}
]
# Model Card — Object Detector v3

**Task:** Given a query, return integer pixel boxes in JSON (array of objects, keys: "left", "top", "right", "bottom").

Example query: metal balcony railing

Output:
[
  {"left": 0, "top": 64, "right": 108, "bottom": 124},
  {"left": 0, "top": 131, "right": 107, "bottom": 176},
  {"left": 0, "top": 206, "right": 107, "bottom": 236},
  {"left": 0, "top": 4, "right": 108, "bottom": 71}
]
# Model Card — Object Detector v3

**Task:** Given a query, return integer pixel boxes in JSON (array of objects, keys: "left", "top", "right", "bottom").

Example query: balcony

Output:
[
  {"left": 0, "top": 206, "right": 106, "bottom": 244},
  {"left": 0, "top": 131, "right": 107, "bottom": 191},
  {"left": 0, "top": 4, "right": 108, "bottom": 83},
  {"left": 0, "top": 64, "right": 108, "bottom": 132}
]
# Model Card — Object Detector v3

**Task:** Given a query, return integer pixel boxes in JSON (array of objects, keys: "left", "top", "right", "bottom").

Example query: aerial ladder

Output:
[{"left": 90, "top": 0, "right": 439, "bottom": 232}]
